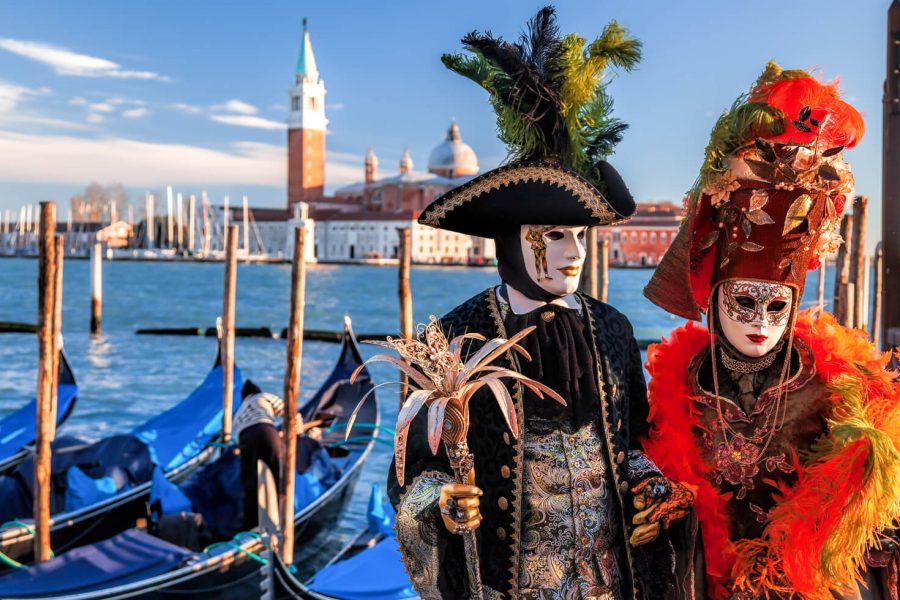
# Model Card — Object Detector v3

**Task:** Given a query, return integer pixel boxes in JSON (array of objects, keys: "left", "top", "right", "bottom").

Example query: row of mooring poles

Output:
[
  {"left": 578, "top": 230, "right": 610, "bottom": 303},
  {"left": 831, "top": 197, "right": 884, "bottom": 342},
  {"left": 34, "top": 201, "right": 63, "bottom": 562}
]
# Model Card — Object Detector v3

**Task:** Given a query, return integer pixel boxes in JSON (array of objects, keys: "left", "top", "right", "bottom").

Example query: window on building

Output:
[
  {"left": 641, "top": 232, "right": 647, "bottom": 243},
  {"left": 613, "top": 231, "right": 619, "bottom": 242},
  {"left": 650, "top": 232, "right": 656, "bottom": 244},
  {"left": 661, "top": 232, "right": 668, "bottom": 244},
  {"left": 309, "top": 97, "right": 318, "bottom": 110},
  {"left": 631, "top": 232, "right": 637, "bottom": 242},
  {"left": 291, "top": 97, "right": 299, "bottom": 111}
]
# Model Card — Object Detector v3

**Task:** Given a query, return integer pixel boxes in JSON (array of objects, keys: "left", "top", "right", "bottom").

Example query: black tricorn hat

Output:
[
  {"left": 421, "top": 6, "right": 641, "bottom": 237},
  {"left": 418, "top": 159, "right": 635, "bottom": 237}
]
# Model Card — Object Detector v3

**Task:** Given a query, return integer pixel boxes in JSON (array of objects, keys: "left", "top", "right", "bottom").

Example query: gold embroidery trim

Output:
[
  {"left": 581, "top": 294, "right": 639, "bottom": 600},
  {"left": 420, "top": 164, "right": 622, "bottom": 227},
  {"left": 486, "top": 286, "right": 526, "bottom": 597}
]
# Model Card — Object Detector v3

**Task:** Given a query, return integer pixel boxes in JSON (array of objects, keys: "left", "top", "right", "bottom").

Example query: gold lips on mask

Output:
[{"left": 557, "top": 266, "right": 581, "bottom": 277}]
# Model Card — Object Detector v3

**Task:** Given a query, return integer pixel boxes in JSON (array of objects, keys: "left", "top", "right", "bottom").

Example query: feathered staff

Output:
[
  {"left": 347, "top": 316, "right": 564, "bottom": 599},
  {"left": 440, "top": 5, "right": 641, "bottom": 194}
]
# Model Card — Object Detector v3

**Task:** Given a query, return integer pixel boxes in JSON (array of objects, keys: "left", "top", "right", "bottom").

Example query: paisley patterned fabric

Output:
[
  {"left": 395, "top": 470, "right": 454, "bottom": 599},
  {"left": 519, "top": 420, "right": 625, "bottom": 599}
]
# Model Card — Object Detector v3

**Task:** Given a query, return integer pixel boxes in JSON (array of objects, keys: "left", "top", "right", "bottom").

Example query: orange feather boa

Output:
[{"left": 643, "top": 311, "right": 900, "bottom": 599}]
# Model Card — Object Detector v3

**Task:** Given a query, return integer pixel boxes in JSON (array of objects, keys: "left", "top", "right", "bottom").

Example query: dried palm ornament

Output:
[{"left": 347, "top": 317, "right": 563, "bottom": 598}]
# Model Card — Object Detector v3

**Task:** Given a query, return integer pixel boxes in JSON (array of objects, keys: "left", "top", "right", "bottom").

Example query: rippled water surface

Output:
[{"left": 0, "top": 257, "right": 837, "bottom": 582}]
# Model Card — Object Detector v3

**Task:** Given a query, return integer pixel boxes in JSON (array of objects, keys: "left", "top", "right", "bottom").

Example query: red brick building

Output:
[{"left": 598, "top": 201, "right": 682, "bottom": 267}]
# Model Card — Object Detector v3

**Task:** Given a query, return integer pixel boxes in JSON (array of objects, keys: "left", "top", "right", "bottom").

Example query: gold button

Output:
[
  {"left": 500, "top": 465, "right": 510, "bottom": 479},
  {"left": 498, "top": 497, "right": 508, "bottom": 510},
  {"left": 616, "top": 451, "right": 625, "bottom": 465},
  {"left": 502, "top": 432, "right": 510, "bottom": 445},
  {"left": 541, "top": 310, "right": 555, "bottom": 322},
  {"left": 619, "top": 481, "right": 629, "bottom": 494},
  {"left": 496, "top": 527, "right": 507, "bottom": 540}
]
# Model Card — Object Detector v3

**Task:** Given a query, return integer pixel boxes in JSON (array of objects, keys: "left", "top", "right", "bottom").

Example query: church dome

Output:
[{"left": 427, "top": 120, "right": 479, "bottom": 177}]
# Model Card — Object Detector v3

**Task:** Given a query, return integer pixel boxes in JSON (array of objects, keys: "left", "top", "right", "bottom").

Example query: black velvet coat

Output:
[{"left": 387, "top": 288, "right": 674, "bottom": 599}]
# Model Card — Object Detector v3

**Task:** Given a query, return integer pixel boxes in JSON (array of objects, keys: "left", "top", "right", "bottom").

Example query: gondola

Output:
[
  {"left": 0, "top": 348, "right": 243, "bottom": 570},
  {"left": 0, "top": 316, "right": 380, "bottom": 599},
  {"left": 264, "top": 486, "right": 418, "bottom": 600},
  {"left": 0, "top": 349, "right": 79, "bottom": 473}
]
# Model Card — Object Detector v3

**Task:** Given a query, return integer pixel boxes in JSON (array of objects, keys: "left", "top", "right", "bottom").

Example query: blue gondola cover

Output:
[
  {"left": 0, "top": 529, "right": 196, "bottom": 598},
  {"left": 132, "top": 364, "right": 243, "bottom": 470}
]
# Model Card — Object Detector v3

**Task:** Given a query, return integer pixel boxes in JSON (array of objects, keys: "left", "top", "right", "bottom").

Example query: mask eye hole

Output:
[
  {"left": 545, "top": 230, "right": 565, "bottom": 241},
  {"left": 734, "top": 296, "right": 755, "bottom": 310},
  {"left": 768, "top": 300, "right": 788, "bottom": 313},
  {"left": 577, "top": 229, "right": 586, "bottom": 241}
]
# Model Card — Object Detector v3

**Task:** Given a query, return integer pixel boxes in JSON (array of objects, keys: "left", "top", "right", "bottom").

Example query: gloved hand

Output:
[
  {"left": 438, "top": 483, "right": 482, "bottom": 535},
  {"left": 629, "top": 477, "right": 695, "bottom": 546}
]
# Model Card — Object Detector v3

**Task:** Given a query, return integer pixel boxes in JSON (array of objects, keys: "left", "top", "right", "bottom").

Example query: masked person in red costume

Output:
[
  {"left": 641, "top": 62, "right": 900, "bottom": 599},
  {"left": 388, "top": 6, "right": 694, "bottom": 599}
]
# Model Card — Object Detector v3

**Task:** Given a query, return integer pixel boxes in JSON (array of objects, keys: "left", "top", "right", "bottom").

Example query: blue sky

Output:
[{"left": 0, "top": 0, "right": 890, "bottom": 250}]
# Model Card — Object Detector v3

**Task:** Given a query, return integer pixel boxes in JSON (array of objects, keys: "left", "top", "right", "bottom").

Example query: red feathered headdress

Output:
[{"left": 645, "top": 62, "right": 862, "bottom": 320}]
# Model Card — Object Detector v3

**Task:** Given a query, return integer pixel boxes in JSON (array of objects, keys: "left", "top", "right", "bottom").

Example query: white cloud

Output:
[
  {"left": 210, "top": 114, "right": 284, "bottom": 130},
  {"left": 326, "top": 102, "right": 345, "bottom": 111},
  {"left": 107, "top": 96, "right": 145, "bottom": 107},
  {"left": 122, "top": 107, "right": 148, "bottom": 119},
  {"left": 0, "top": 115, "right": 89, "bottom": 131},
  {"left": 0, "top": 130, "right": 363, "bottom": 189},
  {"left": 214, "top": 99, "right": 258, "bottom": 115},
  {"left": 172, "top": 102, "right": 203, "bottom": 115},
  {"left": 0, "top": 38, "right": 169, "bottom": 81},
  {"left": 0, "top": 81, "right": 50, "bottom": 114},
  {"left": 70, "top": 95, "right": 148, "bottom": 122}
]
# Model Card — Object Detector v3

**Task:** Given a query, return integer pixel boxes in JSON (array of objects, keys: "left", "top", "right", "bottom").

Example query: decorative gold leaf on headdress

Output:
[{"left": 782, "top": 194, "right": 813, "bottom": 235}]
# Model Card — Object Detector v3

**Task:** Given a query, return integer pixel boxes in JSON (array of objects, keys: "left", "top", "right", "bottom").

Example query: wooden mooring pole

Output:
[
  {"left": 862, "top": 255, "right": 872, "bottom": 334},
  {"left": 578, "top": 228, "right": 599, "bottom": 298},
  {"left": 598, "top": 237, "right": 609, "bottom": 304},
  {"left": 90, "top": 242, "right": 102, "bottom": 334},
  {"left": 282, "top": 226, "right": 308, "bottom": 564},
  {"left": 874, "top": 242, "right": 884, "bottom": 348},
  {"left": 34, "top": 201, "right": 59, "bottom": 563},
  {"left": 51, "top": 235, "right": 64, "bottom": 433},
  {"left": 833, "top": 214, "right": 853, "bottom": 327},
  {"left": 221, "top": 225, "right": 238, "bottom": 444},
  {"left": 398, "top": 228, "right": 413, "bottom": 410},
  {"left": 817, "top": 261, "right": 826, "bottom": 312},
  {"left": 850, "top": 197, "right": 867, "bottom": 329}
]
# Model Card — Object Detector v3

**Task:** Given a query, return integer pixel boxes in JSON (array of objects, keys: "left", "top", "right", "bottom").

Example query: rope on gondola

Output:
[
  {"left": 0, "top": 521, "right": 35, "bottom": 536},
  {"left": 324, "top": 422, "right": 395, "bottom": 437},
  {"left": 0, "top": 549, "right": 23, "bottom": 569},
  {"left": 204, "top": 531, "right": 268, "bottom": 565},
  {"left": 326, "top": 435, "right": 393, "bottom": 449}
]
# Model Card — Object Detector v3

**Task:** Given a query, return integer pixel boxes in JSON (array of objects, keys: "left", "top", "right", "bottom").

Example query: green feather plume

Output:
[{"left": 440, "top": 6, "right": 641, "bottom": 192}]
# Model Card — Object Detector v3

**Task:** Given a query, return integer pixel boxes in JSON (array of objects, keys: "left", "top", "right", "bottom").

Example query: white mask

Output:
[
  {"left": 716, "top": 279, "right": 793, "bottom": 358},
  {"left": 519, "top": 225, "right": 587, "bottom": 297}
]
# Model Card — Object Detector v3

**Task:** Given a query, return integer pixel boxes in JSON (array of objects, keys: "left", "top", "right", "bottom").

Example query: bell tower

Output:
[{"left": 287, "top": 18, "right": 327, "bottom": 208}]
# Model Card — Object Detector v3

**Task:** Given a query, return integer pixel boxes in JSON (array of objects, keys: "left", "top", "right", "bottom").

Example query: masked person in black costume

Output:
[{"left": 388, "top": 7, "right": 692, "bottom": 599}]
